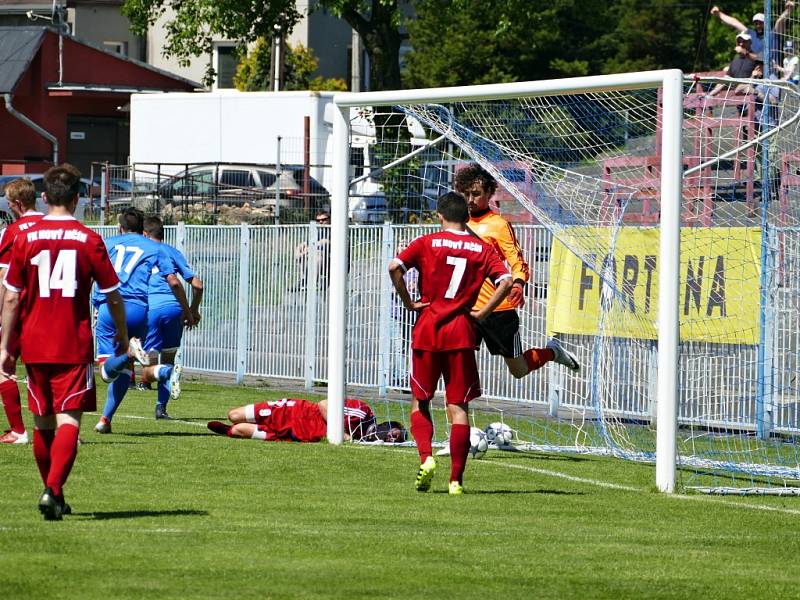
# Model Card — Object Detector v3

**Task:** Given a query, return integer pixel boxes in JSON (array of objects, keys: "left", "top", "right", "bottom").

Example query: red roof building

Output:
[{"left": 0, "top": 26, "right": 200, "bottom": 176}]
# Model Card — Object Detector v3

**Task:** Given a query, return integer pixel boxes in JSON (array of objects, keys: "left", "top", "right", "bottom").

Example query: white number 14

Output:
[{"left": 30, "top": 249, "right": 78, "bottom": 298}]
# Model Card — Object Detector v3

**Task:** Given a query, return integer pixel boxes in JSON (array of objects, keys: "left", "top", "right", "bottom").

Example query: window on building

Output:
[
  {"left": 103, "top": 41, "right": 128, "bottom": 56},
  {"left": 215, "top": 45, "right": 239, "bottom": 89}
]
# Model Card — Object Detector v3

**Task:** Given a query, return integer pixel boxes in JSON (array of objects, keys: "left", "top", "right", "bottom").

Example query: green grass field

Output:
[{"left": 1, "top": 375, "right": 800, "bottom": 599}]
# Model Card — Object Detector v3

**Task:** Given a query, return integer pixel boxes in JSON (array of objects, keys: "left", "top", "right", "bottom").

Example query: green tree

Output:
[
  {"left": 403, "top": 0, "right": 616, "bottom": 87},
  {"left": 234, "top": 38, "right": 347, "bottom": 91},
  {"left": 123, "top": 0, "right": 300, "bottom": 86},
  {"left": 403, "top": 0, "right": 777, "bottom": 87},
  {"left": 123, "top": 0, "right": 406, "bottom": 90}
]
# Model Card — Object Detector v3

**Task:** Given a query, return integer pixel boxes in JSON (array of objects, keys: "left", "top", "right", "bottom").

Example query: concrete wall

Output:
[{"left": 71, "top": 4, "right": 144, "bottom": 61}]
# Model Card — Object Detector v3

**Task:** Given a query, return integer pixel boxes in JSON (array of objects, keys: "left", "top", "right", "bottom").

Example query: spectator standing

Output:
[
  {"left": 711, "top": 3, "right": 795, "bottom": 60},
  {"left": 292, "top": 211, "right": 331, "bottom": 292}
]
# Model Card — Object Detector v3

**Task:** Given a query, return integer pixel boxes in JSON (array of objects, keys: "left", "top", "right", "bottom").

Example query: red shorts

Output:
[
  {"left": 26, "top": 363, "right": 96, "bottom": 416},
  {"left": 410, "top": 348, "right": 481, "bottom": 404}
]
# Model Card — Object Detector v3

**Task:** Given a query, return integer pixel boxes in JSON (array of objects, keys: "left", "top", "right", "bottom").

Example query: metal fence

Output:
[{"left": 91, "top": 223, "right": 800, "bottom": 435}]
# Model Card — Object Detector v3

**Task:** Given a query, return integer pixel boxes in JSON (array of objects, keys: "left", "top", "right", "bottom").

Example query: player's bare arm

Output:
[
  {"left": 0, "top": 288, "right": 19, "bottom": 378},
  {"left": 389, "top": 260, "right": 430, "bottom": 312},
  {"left": 105, "top": 289, "right": 130, "bottom": 356},
  {"left": 189, "top": 275, "right": 204, "bottom": 325},
  {"left": 471, "top": 276, "right": 512, "bottom": 322},
  {"left": 166, "top": 273, "right": 196, "bottom": 328},
  {"left": 0, "top": 266, "right": 7, "bottom": 319}
]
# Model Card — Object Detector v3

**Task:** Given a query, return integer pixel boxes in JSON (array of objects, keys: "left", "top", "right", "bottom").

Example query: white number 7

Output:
[{"left": 445, "top": 255, "right": 467, "bottom": 298}]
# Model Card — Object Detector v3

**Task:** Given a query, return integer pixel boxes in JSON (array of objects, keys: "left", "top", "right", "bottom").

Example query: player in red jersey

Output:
[
  {"left": 389, "top": 191, "right": 512, "bottom": 495},
  {"left": 0, "top": 178, "right": 44, "bottom": 445},
  {"left": 0, "top": 164, "right": 128, "bottom": 520},
  {"left": 205, "top": 397, "right": 404, "bottom": 443}
]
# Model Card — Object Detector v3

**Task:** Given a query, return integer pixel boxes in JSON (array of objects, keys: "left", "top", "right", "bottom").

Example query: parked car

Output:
[
  {"left": 157, "top": 164, "right": 330, "bottom": 212},
  {"left": 0, "top": 174, "right": 92, "bottom": 224},
  {"left": 348, "top": 192, "right": 388, "bottom": 224}
]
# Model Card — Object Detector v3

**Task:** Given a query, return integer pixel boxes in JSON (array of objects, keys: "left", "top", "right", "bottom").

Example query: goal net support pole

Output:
[
  {"left": 656, "top": 71, "right": 683, "bottom": 494},
  {"left": 327, "top": 70, "right": 684, "bottom": 493}
]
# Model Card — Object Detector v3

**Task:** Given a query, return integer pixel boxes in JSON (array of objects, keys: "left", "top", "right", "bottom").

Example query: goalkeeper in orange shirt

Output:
[{"left": 455, "top": 163, "right": 580, "bottom": 378}]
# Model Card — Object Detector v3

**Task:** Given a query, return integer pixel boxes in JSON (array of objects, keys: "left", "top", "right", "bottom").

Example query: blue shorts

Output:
[
  {"left": 96, "top": 301, "right": 148, "bottom": 358},
  {"left": 144, "top": 304, "right": 184, "bottom": 352}
]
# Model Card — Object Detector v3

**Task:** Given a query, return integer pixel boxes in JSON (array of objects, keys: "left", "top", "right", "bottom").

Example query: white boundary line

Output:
[{"left": 486, "top": 459, "right": 800, "bottom": 516}]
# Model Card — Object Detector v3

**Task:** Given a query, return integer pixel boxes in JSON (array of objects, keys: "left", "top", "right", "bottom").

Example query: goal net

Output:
[{"left": 330, "top": 68, "right": 800, "bottom": 495}]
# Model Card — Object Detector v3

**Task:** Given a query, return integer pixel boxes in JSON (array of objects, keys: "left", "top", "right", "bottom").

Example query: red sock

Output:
[
  {"left": 449, "top": 423, "right": 470, "bottom": 484},
  {"left": 523, "top": 348, "right": 555, "bottom": 373},
  {"left": 0, "top": 379, "right": 24, "bottom": 434},
  {"left": 410, "top": 410, "right": 434, "bottom": 462},
  {"left": 33, "top": 428, "right": 55, "bottom": 486},
  {"left": 46, "top": 424, "right": 80, "bottom": 497}
]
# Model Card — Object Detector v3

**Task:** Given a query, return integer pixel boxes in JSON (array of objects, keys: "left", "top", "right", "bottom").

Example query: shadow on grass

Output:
[
  {"left": 79, "top": 509, "right": 209, "bottom": 520},
  {"left": 432, "top": 489, "right": 581, "bottom": 495},
  {"left": 121, "top": 432, "right": 212, "bottom": 438},
  {"left": 490, "top": 452, "right": 590, "bottom": 463}
]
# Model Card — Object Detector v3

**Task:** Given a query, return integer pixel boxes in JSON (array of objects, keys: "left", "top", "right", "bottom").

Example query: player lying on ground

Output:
[
  {"left": 207, "top": 397, "right": 406, "bottom": 443},
  {"left": 389, "top": 191, "right": 512, "bottom": 495}
]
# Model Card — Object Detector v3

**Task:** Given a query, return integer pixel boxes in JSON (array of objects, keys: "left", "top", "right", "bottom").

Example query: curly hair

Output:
[{"left": 453, "top": 162, "right": 497, "bottom": 198}]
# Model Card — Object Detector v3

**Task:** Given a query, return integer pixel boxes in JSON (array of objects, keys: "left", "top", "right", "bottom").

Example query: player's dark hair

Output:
[
  {"left": 118, "top": 207, "right": 145, "bottom": 233},
  {"left": 372, "top": 421, "right": 408, "bottom": 443},
  {"left": 143, "top": 216, "right": 165, "bottom": 240},
  {"left": 454, "top": 162, "right": 497, "bottom": 198},
  {"left": 4, "top": 178, "right": 36, "bottom": 208},
  {"left": 349, "top": 416, "right": 376, "bottom": 441},
  {"left": 437, "top": 191, "right": 469, "bottom": 223},
  {"left": 43, "top": 163, "right": 81, "bottom": 206}
]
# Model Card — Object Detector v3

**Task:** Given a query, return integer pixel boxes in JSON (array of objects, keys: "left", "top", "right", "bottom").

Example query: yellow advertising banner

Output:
[{"left": 546, "top": 227, "right": 762, "bottom": 344}]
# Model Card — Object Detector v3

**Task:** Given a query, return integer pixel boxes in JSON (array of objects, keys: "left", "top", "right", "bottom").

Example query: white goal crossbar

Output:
[{"left": 327, "top": 70, "right": 684, "bottom": 493}]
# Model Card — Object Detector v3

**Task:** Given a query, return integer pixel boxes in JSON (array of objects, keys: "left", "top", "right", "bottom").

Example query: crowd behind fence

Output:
[{"left": 90, "top": 222, "right": 800, "bottom": 436}]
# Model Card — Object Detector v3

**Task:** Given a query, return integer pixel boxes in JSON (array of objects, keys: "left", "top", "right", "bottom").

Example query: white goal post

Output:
[{"left": 326, "top": 70, "right": 684, "bottom": 494}]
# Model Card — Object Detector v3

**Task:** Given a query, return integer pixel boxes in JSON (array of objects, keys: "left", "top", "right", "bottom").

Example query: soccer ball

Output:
[
  {"left": 469, "top": 427, "right": 489, "bottom": 459},
  {"left": 485, "top": 422, "right": 514, "bottom": 447}
]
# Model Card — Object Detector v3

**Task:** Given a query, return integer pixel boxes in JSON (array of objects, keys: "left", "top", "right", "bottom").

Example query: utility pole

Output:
[{"left": 350, "top": 29, "right": 361, "bottom": 92}]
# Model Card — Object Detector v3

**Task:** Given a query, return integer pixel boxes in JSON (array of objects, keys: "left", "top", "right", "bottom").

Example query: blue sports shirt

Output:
[
  {"left": 149, "top": 243, "right": 195, "bottom": 310},
  {"left": 93, "top": 232, "right": 175, "bottom": 307}
]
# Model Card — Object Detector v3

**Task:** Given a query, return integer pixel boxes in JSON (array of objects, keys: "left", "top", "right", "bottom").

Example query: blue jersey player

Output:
[
  {"left": 141, "top": 216, "right": 203, "bottom": 420},
  {"left": 94, "top": 208, "right": 193, "bottom": 434}
]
